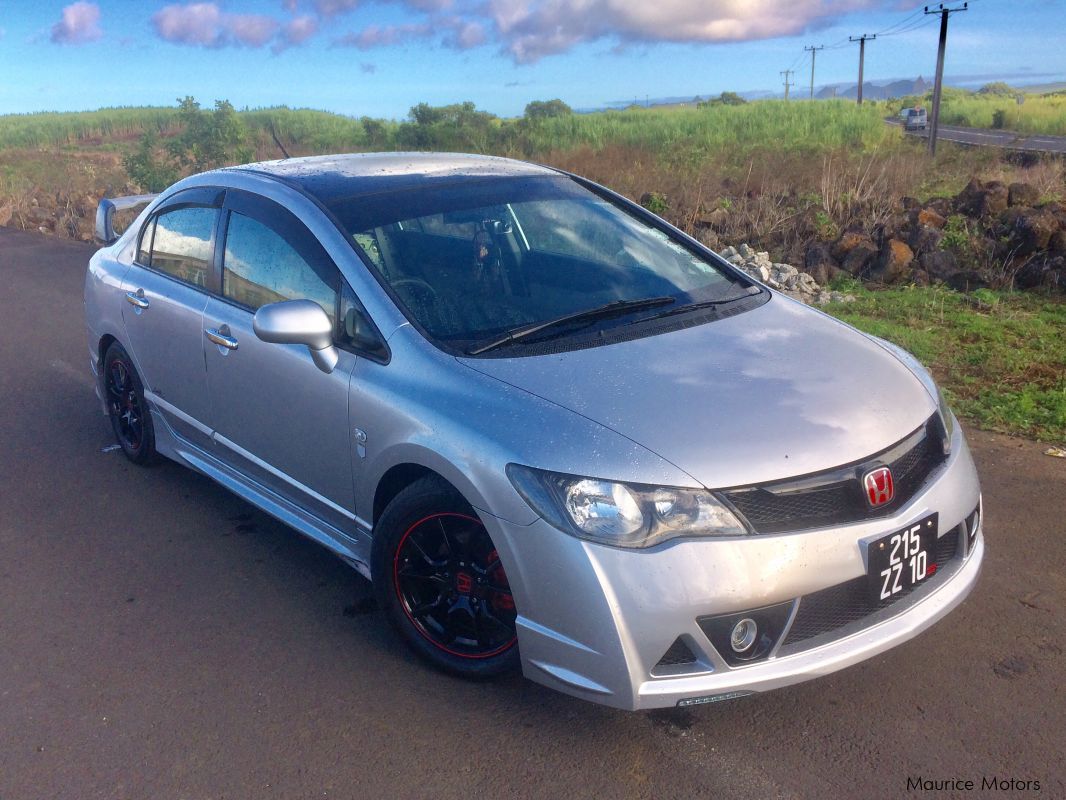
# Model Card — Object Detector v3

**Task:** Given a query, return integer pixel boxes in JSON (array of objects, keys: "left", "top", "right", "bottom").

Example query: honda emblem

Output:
[{"left": 863, "top": 466, "right": 895, "bottom": 507}]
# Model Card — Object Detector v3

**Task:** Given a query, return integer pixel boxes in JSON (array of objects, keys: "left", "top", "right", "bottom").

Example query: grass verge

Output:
[{"left": 822, "top": 285, "right": 1066, "bottom": 443}]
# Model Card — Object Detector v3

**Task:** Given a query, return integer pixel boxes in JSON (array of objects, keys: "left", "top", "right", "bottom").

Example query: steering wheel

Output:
[{"left": 392, "top": 278, "right": 438, "bottom": 302}]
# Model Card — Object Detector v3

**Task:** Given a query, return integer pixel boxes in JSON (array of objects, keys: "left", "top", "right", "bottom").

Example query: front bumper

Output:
[{"left": 489, "top": 423, "right": 982, "bottom": 710}]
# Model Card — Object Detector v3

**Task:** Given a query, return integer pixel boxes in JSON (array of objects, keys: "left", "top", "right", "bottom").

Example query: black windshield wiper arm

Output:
[
  {"left": 637, "top": 287, "right": 762, "bottom": 321},
  {"left": 467, "top": 296, "right": 675, "bottom": 355}
]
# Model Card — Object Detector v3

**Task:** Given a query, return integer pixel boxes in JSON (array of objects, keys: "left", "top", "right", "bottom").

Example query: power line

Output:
[
  {"left": 781, "top": 69, "right": 795, "bottom": 100},
  {"left": 848, "top": 34, "right": 876, "bottom": 104},
  {"left": 804, "top": 45, "right": 825, "bottom": 99},
  {"left": 926, "top": 2, "right": 969, "bottom": 155}
]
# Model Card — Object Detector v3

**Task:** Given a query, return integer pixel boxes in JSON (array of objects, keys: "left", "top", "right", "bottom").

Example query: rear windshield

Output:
[{"left": 324, "top": 176, "right": 749, "bottom": 351}]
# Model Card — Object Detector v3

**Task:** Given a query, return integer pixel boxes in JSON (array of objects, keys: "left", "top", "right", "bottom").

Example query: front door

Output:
[{"left": 202, "top": 190, "right": 358, "bottom": 534}]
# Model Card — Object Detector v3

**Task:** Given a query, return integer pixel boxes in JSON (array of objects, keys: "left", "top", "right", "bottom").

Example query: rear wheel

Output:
[
  {"left": 372, "top": 476, "right": 519, "bottom": 678},
  {"left": 104, "top": 342, "right": 157, "bottom": 465}
]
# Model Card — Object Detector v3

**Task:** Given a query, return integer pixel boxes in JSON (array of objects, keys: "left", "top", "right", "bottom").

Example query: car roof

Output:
[{"left": 228, "top": 152, "right": 560, "bottom": 204}]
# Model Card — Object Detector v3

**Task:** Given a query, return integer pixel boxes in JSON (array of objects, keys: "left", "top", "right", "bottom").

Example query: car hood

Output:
[{"left": 457, "top": 295, "right": 936, "bottom": 489}]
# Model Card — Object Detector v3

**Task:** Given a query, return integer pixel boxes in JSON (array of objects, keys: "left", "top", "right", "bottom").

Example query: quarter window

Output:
[
  {"left": 222, "top": 211, "right": 338, "bottom": 322},
  {"left": 149, "top": 207, "right": 217, "bottom": 287}
]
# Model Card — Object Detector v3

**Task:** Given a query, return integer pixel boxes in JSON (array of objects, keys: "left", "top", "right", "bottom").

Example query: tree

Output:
[
  {"left": 524, "top": 99, "right": 572, "bottom": 120},
  {"left": 398, "top": 101, "right": 498, "bottom": 151}
]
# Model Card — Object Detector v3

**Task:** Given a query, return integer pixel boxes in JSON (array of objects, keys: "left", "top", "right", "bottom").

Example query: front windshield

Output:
[{"left": 325, "top": 176, "right": 749, "bottom": 350}]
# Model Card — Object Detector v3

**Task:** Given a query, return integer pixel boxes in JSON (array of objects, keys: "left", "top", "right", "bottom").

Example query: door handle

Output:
[
  {"left": 205, "top": 326, "right": 239, "bottom": 351},
  {"left": 125, "top": 290, "right": 149, "bottom": 309}
]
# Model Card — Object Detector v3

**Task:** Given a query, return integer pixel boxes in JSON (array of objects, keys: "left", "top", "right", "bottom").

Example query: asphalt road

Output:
[
  {"left": 894, "top": 120, "right": 1066, "bottom": 154},
  {"left": 1, "top": 226, "right": 1063, "bottom": 800}
]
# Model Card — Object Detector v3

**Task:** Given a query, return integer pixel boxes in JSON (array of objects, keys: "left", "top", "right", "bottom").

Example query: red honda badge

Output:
[{"left": 863, "top": 466, "right": 894, "bottom": 507}]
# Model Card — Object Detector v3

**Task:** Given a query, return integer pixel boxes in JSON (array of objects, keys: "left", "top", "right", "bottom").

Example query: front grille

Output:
[
  {"left": 781, "top": 526, "right": 960, "bottom": 648},
  {"left": 722, "top": 417, "right": 947, "bottom": 534}
]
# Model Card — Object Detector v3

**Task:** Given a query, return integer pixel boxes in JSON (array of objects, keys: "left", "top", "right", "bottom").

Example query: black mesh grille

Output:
[
  {"left": 723, "top": 418, "right": 946, "bottom": 534},
  {"left": 655, "top": 637, "right": 698, "bottom": 667},
  {"left": 782, "top": 527, "right": 960, "bottom": 647}
]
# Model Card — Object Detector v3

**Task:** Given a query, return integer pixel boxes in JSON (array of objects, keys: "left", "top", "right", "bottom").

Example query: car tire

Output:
[
  {"left": 103, "top": 341, "right": 157, "bottom": 465},
  {"left": 372, "top": 476, "right": 520, "bottom": 678}
]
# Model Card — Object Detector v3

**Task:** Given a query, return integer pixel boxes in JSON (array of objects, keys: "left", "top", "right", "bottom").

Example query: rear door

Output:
[
  {"left": 121, "top": 188, "right": 224, "bottom": 450},
  {"left": 201, "top": 189, "right": 358, "bottom": 533}
]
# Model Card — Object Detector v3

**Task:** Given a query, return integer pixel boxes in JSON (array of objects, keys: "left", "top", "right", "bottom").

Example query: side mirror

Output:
[
  {"left": 253, "top": 299, "right": 339, "bottom": 374},
  {"left": 94, "top": 194, "right": 158, "bottom": 245}
]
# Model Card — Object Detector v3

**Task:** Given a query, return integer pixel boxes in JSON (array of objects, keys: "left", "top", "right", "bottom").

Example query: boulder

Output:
[
  {"left": 831, "top": 231, "right": 875, "bottom": 262},
  {"left": 698, "top": 207, "right": 731, "bottom": 229},
  {"left": 919, "top": 250, "right": 959, "bottom": 281},
  {"left": 1049, "top": 229, "right": 1066, "bottom": 255},
  {"left": 911, "top": 269, "right": 931, "bottom": 286},
  {"left": 697, "top": 228, "right": 720, "bottom": 252},
  {"left": 1011, "top": 208, "right": 1059, "bottom": 255},
  {"left": 925, "top": 197, "right": 954, "bottom": 218},
  {"left": 946, "top": 271, "right": 989, "bottom": 291},
  {"left": 1008, "top": 182, "right": 1040, "bottom": 208},
  {"left": 841, "top": 241, "right": 879, "bottom": 277},
  {"left": 1014, "top": 255, "right": 1066, "bottom": 290},
  {"left": 956, "top": 178, "right": 1009, "bottom": 218},
  {"left": 908, "top": 225, "right": 944, "bottom": 256},
  {"left": 917, "top": 207, "right": 947, "bottom": 229},
  {"left": 868, "top": 239, "right": 914, "bottom": 283},
  {"left": 803, "top": 242, "right": 837, "bottom": 285}
]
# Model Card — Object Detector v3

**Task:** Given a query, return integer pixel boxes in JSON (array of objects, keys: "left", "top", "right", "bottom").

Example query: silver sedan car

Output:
[{"left": 85, "top": 153, "right": 983, "bottom": 710}]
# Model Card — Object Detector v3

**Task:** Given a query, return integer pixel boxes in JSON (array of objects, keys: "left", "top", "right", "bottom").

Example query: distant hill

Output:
[{"left": 818, "top": 76, "right": 930, "bottom": 100}]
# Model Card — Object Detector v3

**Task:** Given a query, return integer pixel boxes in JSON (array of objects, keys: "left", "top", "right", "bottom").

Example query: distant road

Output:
[{"left": 889, "top": 118, "right": 1066, "bottom": 154}]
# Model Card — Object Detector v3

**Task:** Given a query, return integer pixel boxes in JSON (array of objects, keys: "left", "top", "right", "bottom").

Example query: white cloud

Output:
[
  {"left": 50, "top": 1, "right": 103, "bottom": 45},
  {"left": 153, "top": 3, "right": 282, "bottom": 48}
]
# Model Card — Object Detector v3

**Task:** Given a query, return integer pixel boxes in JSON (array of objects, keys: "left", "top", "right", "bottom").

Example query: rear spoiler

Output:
[{"left": 94, "top": 194, "right": 158, "bottom": 246}]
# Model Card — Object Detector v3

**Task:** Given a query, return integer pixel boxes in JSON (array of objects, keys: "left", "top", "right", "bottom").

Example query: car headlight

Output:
[
  {"left": 938, "top": 387, "right": 955, "bottom": 453},
  {"left": 506, "top": 465, "right": 748, "bottom": 548}
]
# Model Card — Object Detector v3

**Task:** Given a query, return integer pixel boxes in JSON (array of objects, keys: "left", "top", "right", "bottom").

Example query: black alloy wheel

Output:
[
  {"left": 373, "top": 476, "right": 519, "bottom": 677},
  {"left": 104, "top": 342, "right": 156, "bottom": 464}
]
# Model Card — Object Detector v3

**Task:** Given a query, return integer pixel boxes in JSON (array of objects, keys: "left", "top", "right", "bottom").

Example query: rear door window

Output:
[{"left": 149, "top": 206, "right": 218, "bottom": 288}]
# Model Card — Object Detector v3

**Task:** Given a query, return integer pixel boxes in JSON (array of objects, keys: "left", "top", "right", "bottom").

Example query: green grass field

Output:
[{"left": 824, "top": 285, "right": 1066, "bottom": 443}]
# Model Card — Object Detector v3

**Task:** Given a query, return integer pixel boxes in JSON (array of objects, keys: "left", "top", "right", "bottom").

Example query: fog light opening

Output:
[{"left": 730, "top": 618, "right": 758, "bottom": 653}]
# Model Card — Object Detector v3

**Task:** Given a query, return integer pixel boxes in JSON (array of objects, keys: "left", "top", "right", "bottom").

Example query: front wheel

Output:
[{"left": 372, "top": 476, "right": 519, "bottom": 678}]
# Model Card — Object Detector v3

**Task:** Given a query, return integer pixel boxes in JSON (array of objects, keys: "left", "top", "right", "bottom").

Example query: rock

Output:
[
  {"left": 956, "top": 178, "right": 1009, "bottom": 218},
  {"left": 0, "top": 201, "right": 12, "bottom": 228},
  {"left": 718, "top": 245, "right": 738, "bottom": 260},
  {"left": 1011, "top": 209, "right": 1059, "bottom": 255},
  {"left": 917, "top": 207, "right": 947, "bottom": 229},
  {"left": 804, "top": 241, "right": 837, "bottom": 285},
  {"left": 1008, "top": 182, "right": 1040, "bottom": 208},
  {"left": 1049, "top": 229, "right": 1066, "bottom": 255},
  {"left": 841, "top": 241, "right": 879, "bottom": 277},
  {"left": 697, "top": 228, "right": 720, "bottom": 251},
  {"left": 699, "top": 207, "right": 730, "bottom": 228},
  {"left": 908, "top": 225, "right": 943, "bottom": 256},
  {"left": 738, "top": 243, "right": 754, "bottom": 259},
  {"left": 869, "top": 239, "right": 914, "bottom": 283},
  {"left": 910, "top": 269, "right": 931, "bottom": 286},
  {"left": 926, "top": 197, "right": 954, "bottom": 218},
  {"left": 919, "top": 250, "right": 959, "bottom": 281},
  {"left": 1014, "top": 255, "right": 1065, "bottom": 290},
  {"left": 946, "top": 271, "right": 989, "bottom": 291},
  {"left": 831, "top": 231, "right": 874, "bottom": 262},
  {"left": 901, "top": 196, "right": 921, "bottom": 210}
]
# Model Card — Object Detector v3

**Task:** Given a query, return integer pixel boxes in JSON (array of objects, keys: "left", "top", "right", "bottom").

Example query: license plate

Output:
[{"left": 867, "top": 513, "right": 939, "bottom": 603}]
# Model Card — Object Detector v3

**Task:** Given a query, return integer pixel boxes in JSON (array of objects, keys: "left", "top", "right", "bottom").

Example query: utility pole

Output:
[
  {"left": 925, "top": 2, "right": 968, "bottom": 156},
  {"left": 849, "top": 34, "right": 876, "bottom": 104},
  {"left": 780, "top": 70, "right": 794, "bottom": 100},
  {"left": 804, "top": 45, "right": 825, "bottom": 99}
]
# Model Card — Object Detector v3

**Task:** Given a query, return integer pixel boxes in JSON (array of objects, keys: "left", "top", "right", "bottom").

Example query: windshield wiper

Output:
[
  {"left": 467, "top": 296, "right": 675, "bottom": 355},
  {"left": 636, "top": 286, "right": 762, "bottom": 321}
]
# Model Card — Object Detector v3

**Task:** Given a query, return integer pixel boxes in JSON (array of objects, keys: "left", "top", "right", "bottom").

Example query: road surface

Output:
[
  {"left": 0, "top": 226, "right": 1063, "bottom": 799},
  {"left": 893, "top": 119, "right": 1066, "bottom": 154}
]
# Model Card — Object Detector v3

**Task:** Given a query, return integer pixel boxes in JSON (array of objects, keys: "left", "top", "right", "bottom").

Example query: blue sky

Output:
[{"left": 0, "top": 0, "right": 1062, "bottom": 119}]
